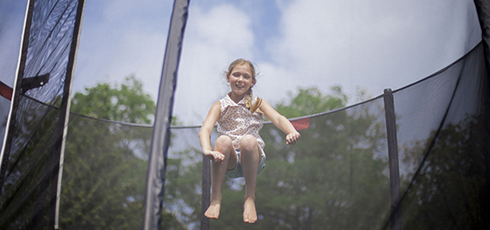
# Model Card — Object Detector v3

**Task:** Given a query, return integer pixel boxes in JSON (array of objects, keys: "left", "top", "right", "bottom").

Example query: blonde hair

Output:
[{"left": 226, "top": 59, "right": 262, "bottom": 113}]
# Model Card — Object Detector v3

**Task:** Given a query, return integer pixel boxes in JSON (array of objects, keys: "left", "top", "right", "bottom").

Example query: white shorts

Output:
[{"left": 225, "top": 147, "right": 266, "bottom": 178}]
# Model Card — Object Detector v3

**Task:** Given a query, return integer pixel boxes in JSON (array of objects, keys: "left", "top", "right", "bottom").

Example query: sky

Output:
[{"left": 0, "top": 0, "right": 483, "bottom": 126}]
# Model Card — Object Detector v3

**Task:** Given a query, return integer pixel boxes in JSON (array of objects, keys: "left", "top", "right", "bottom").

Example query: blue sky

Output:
[
  {"left": 0, "top": 0, "right": 27, "bottom": 86},
  {"left": 0, "top": 0, "right": 483, "bottom": 126}
]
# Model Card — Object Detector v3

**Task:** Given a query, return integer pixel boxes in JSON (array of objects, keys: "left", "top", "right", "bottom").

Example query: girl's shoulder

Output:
[
  {"left": 219, "top": 94, "right": 235, "bottom": 108},
  {"left": 212, "top": 100, "right": 222, "bottom": 109},
  {"left": 207, "top": 100, "right": 222, "bottom": 116}
]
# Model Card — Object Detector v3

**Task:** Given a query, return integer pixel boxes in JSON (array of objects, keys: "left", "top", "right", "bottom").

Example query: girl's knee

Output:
[
  {"left": 240, "top": 135, "right": 258, "bottom": 152},
  {"left": 215, "top": 135, "right": 233, "bottom": 150}
]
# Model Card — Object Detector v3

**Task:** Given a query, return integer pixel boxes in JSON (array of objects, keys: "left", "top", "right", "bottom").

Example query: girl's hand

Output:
[
  {"left": 286, "top": 132, "right": 301, "bottom": 145},
  {"left": 203, "top": 150, "right": 225, "bottom": 164}
]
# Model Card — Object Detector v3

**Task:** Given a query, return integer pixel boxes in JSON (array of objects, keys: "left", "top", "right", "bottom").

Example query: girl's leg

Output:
[
  {"left": 239, "top": 135, "right": 260, "bottom": 223},
  {"left": 205, "top": 135, "right": 237, "bottom": 219}
]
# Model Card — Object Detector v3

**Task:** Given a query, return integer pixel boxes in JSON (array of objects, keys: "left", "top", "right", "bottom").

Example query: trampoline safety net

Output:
[{"left": 1, "top": 43, "right": 488, "bottom": 229}]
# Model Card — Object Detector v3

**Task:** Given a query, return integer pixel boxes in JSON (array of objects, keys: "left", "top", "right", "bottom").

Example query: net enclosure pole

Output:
[
  {"left": 383, "top": 88, "right": 402, "bottom": 230},
  {"left": 54, "top": 0, "right": 86, "bottom": 228},
  {"left": 201, "top": 156, "right": 210, "bottom": 230},
  {"left": 473, "top": 0, "right": 490, "bottom": 76},
  {"left": 142, "top": 0, "right": 190, "bottom": 229}
]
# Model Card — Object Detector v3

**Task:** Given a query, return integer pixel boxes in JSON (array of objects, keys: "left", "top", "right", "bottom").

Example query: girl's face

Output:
[{"left": 227, "top": 64, "right": 255, "bottom": 101}]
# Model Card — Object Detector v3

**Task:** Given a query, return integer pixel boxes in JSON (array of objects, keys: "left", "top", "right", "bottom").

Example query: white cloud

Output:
[
  {"left": 73, "top": 0, "right": 172, "bottom": 98},
  {"left": 260, "top": 0, "right": 481, "bottom": 106},
  {"left": 174, "top": 4, "right": 255, "bottom": 124}
]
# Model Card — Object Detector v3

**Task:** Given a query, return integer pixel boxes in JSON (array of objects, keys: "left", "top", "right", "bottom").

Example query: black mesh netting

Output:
[
  {"left": 393, "top": 43, "right": 490, "bottom": 229},
  {"left": 2, "top": 42, "right": 484, "bottom": 229},
  {"left": 0, "top": 0, "right": 82, "bottom": 229}
]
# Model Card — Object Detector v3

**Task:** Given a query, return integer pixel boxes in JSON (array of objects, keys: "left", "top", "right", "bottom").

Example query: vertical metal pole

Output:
[
  {"left": 54, "top": 0, "right": 86, "bottom": 228},
  {"left": 383, "top": 88, "right": 402, "bottom": 230},
  {"left": 473, "top": 0, "right": 490, "bottom": 76},
  {"left": 142, "top": 0, "right": 189, "bottom": 229},
  {"left": 201, "top": 156, "right": 210, "bottom": 230}
]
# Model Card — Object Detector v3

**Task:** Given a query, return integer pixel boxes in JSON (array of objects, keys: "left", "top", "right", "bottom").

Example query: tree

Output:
[
  {"left": 275, "top": 86, "right": 347, "bottom": 118},
  {"left": 59, "top": 76, "right": 184, "bottom": 229},
  {"left": 70, "top": 75, "right": 156, "bottom": 124},
  {"left": 400, "top": 115, "right": 490, "bottom": 230}
]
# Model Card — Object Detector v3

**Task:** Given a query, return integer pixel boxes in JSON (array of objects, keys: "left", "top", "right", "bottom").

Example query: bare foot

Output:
[
  {"left": 204, "top": 200, "right": 221, "bottom": 219},
  {"left": 243, "top": 197, "right": 257, "bottom": 223}
]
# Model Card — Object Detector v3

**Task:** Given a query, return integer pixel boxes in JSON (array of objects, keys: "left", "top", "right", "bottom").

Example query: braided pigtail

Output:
[
  {"left": 245, "top": 90, "right": 252, "bottom": 110},
  {"left": 246, "top": 90, "right": 262, "bottom": 114}
]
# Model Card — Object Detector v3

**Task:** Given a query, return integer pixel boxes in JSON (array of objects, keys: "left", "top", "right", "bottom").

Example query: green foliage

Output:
[
  {"left": 400, "top": 115, "right": 490, "bottom": 229},
  {"left": 71, "top": 75, "right": 155, "bottom": 124},
  {"left": 59, "top": 76, "right": 185, "bottom": 229},
  {"left": 60, "top": 117, "right": 151, "bottom": 229},
  {"left": 275, "top": 86, "right": 348, "bottom": 118}
]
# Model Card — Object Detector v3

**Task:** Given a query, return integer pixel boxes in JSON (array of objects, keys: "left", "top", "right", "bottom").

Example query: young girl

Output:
[{"left": 199, "top": 58, "right": 301, "bottom": 223}]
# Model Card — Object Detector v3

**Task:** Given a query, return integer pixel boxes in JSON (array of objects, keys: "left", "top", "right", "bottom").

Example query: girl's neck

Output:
[{"left": 229, "top": 92, "right": 246, "bottom": 104}]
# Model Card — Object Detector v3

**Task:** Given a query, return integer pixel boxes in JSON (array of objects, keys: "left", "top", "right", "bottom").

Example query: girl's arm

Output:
[
  {"left": 260, "top": 99, "right": 301, "bottom": 145},
  {"left": 199, "top": 101, "right": 225, "bottom": 163}
]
